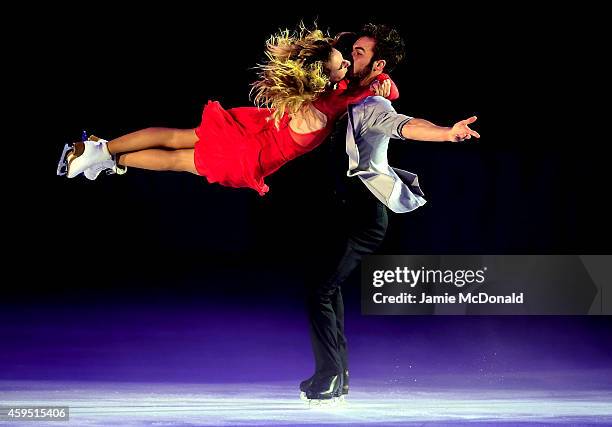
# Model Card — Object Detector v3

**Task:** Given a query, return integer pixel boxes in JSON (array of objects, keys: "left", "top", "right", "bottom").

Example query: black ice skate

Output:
[
  {"left": 301, "top": 373, "right": 345, "bottom": 406},
  {"left": 299, "top": 374, "right": 315, "bottom": 394},
  {"left": 299, "top": 369, "right": 349, "bottom": 402},
  {"left": 341, "top": 369, "right": 349, "bottom": 396}
]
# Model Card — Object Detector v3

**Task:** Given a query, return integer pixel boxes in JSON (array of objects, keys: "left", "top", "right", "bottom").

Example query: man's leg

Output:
[
  {"left": 307, "top": 286, "right": 343, "bottom": 377},
  {"left": 331, "top": 287, "right": 349, "bottom": 394},
  {"left": 332, "top": 287, "right": 347, "bottom": 371},
  {"left": 305, "top": 189, "right": 388, "bottom": 396}
]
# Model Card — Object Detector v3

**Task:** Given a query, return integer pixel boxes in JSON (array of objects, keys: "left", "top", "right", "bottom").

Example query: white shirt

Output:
[{"left": 346, "top": 96, "right": 427, "bottom": 213}]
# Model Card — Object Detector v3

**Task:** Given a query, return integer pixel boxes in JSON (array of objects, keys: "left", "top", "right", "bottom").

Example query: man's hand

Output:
[
  {"left": 448, "top": 116, "right": 480, "bottom": 142},
  {"left": 370, "top": 79, "right": 392, "bottom": 98}
]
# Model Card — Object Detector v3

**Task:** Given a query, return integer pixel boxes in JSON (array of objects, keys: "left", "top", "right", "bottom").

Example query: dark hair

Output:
[
  {"left": 332, "top": 31, "right": 358, "bottom": 59},
  {"left": 358, "top": 23, "right": 405, "bottom": 72}
]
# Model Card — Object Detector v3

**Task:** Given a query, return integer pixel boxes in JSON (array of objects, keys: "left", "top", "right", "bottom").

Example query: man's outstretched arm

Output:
[{"left": 401, "top": 116, "right": 480, "bottom": 142}]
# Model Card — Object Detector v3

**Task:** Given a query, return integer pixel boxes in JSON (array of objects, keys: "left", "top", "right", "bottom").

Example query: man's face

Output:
[{"left": 350, "top": 36, "right": 376, "bottom": 81}]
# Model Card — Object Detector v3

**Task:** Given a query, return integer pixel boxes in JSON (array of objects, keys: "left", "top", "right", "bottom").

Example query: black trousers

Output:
[{"left": 306, "top": 179, "right": 388, "bottom": 376}]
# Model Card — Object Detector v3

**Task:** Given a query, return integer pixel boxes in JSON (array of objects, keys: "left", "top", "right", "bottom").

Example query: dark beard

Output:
[{"left": 348, "top": 62, "right": 374, "bottom": 83}]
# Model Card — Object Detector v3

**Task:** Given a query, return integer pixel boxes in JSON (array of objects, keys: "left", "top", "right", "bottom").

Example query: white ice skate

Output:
[
  {"left": 84, "top": 160, "right": 127, "bottom": 180},
  {"left": 57, "top": 135, "right": 127, "bottom": 180},
  {"left": 57, "top": 136, "right": 112, "bottom": 178},
  {"left": 82, "top": 136, "right": 127, "bottom": 180}
]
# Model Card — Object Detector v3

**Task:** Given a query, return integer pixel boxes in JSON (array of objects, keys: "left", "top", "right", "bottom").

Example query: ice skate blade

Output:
[
  {"left": 56, "top": 143, "right": 73, "bottom": 176},
  {"left": 301, "top": 394, "right": 346, "bottom": 407}
]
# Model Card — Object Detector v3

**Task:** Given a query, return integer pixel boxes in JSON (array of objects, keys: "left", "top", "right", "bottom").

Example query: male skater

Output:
[{"left": 301, "top": 24, "right": 479, "bottom": 403}]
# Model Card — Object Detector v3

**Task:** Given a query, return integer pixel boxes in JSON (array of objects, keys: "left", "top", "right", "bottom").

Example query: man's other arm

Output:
[{"left": 401, "top": 117, "right": 480, "bottom": 142}]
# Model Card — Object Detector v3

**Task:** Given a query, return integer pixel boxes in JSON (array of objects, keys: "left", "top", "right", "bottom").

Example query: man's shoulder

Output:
[
  {"left": 351, "top": 97, "right": 397, "bottom": 128},
  {"left": 354, "top": 96, "right": 396, "bottom": 113}
]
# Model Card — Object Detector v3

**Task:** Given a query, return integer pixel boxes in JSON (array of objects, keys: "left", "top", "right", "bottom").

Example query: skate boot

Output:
[
  {"left": 57, "top": 134, "right": 113, "bottom": 178},
  {"left": 84, "top": 157, "right": 127, "bottom": 180},
  {"left": 299, "top": 374, "right": 315, "bottom": 401},
  {"left": 303, "top": 373, "right": 344, "bottom": 406},
  {"left": 82, "top": 136, "right": 127, "bottom": 180},
  {"left": 341, "top": 369, "right": 349, "bottom": 396}
]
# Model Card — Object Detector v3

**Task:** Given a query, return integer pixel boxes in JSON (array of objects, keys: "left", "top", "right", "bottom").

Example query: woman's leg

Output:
[
  {"left": 107, "top": 128, "right": 198, "bottom": 154},
  {"left": 63, "top": 128, "right": 199, "bottom": 177},
  {"left": 118, "top": 148, "right": 198, "bottom": 174}
]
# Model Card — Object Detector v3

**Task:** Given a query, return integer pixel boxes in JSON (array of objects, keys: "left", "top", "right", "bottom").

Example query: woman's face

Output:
[{"left": 326, "top": 48, "right": 351, "bottom": 83}]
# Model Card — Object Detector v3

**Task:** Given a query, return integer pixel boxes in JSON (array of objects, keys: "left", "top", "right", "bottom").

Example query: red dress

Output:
[{"left": 194, "top": 74, "right": 399, "bottom": 195}]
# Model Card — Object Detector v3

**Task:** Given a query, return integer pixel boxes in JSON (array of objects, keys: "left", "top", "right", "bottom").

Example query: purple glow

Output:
[{"left": 1, "top": 302, "right": 611, "bottom": 391}]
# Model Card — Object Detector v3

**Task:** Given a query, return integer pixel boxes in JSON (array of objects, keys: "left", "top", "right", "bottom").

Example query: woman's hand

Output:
[
  {"left": 370, "top": 79, "right": 392, "bottom": 98},
  {"left": 448, "top": 116, "right": 481, "bottom": 142}
]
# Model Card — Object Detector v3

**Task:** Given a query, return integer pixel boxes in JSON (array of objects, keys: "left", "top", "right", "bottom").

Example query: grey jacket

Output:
[{"left": 346, "top": 96, "right": 427, "bottom": 213}]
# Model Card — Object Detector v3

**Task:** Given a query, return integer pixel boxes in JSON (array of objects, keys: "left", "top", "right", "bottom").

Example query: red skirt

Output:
[
  {"left": 194, "top": 101, "right": 323, "bottom": 196},
  {"left": 194, "top": 101, "right": 277, "bottom": 196}
]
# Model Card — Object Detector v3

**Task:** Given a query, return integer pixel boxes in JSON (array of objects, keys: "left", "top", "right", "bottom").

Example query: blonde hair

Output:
[{"left": 250, "top": 24, "right": 333, "bottom": 128}]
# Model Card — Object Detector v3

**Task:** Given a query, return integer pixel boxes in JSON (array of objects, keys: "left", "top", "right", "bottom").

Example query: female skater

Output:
[{"left": 57, "top": 25, "right": 397, "bottom": 196}]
